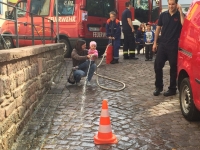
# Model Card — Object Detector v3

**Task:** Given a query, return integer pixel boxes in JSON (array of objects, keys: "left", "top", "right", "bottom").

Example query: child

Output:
[
  {"left": 144, "top": 23, "right": 154, "bottom": 61},
  {"left": 135, "top": 24, "right": 145, "bottom": 55},
  {"left": 72, "top": 41, "right": 98, "bottom": 84}
]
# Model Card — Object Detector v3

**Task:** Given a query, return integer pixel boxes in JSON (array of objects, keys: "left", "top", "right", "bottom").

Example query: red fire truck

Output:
[{"left": 1, "top": 0, "right": 161, "bottom": 57}]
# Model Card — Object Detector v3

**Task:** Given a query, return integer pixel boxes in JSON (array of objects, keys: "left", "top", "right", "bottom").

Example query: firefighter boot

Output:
[{"left": 110, "top": 59, "right": 119, "bottom": 64}]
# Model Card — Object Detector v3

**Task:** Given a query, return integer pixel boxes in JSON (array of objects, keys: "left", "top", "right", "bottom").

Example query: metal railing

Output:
[{"left": 0, "top": 1, "right": 56, "bottom": 49}]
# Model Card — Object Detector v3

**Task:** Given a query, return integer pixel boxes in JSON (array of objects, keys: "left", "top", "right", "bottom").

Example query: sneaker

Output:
[
  {"left": 163, "top": 90, "right": 176, "bottom": 97},
  {"left": 87, "top": 81, "right": 91, "bottom": 86},
  {"left": 76, "top": 82, "right": 82, "bottom": 86}
]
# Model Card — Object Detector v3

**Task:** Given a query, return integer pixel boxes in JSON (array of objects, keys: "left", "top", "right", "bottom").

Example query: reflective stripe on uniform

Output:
[
  {"left": 123, "top": 51, "right": 128, "bottom": 54},
  {"left": 129, "top": 51, "right": 135, "bottom": 54}
]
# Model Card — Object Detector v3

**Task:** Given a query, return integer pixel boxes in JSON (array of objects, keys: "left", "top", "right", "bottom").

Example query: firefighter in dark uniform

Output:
[
  {"left": 121, "top": 1, "right": 138, "bottom": 59},
  {"left": 106, "top": 11, "right": 121, "bottom": 64},
  {"left": 153, "top": 0, "right": 184, "bottom": 96}
]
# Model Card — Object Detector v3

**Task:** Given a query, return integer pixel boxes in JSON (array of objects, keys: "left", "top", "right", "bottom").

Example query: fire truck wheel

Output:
[
  {"left": 180, "top": 78, "right": 200, "bottom": 121},
  {"left": 60, "top": 39, "right": 71, "bottom": 58},
  {"left": 3, "top": 37, "right": 14, "bottom": 49}
]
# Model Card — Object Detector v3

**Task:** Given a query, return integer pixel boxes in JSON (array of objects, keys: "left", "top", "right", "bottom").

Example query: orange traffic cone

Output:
[{"left": 94, "top": 100, "right": 118, "bottom": 144}]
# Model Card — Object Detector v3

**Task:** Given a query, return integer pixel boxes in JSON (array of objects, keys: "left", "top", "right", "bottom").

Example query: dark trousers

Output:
[
  {"left": 136, "top": 42, "right": 144, "bottom": 54},
  {"left": 154, "top": 43, "right": 178, "bottom": 91},
  {"left": 123, "top": 30, "right": 136, "bottom": 58},
  {"left": 145, "top": 44, "right": 153, "bottom": 59},
  {"left": 109, "top": 39, "right": 120, "bottom": 59}
]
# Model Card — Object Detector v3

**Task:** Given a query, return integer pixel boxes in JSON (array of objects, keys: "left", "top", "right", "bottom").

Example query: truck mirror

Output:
[
  {"left": 80, "top": 5, "right": 86, "bottom": 10},
  {"left": 5, "top": 11, "right": 11, "bottom": 19}
]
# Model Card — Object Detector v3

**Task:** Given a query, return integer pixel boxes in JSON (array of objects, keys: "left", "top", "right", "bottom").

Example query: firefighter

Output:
[
  {"left": 106, "top": 11, "right": 121, "bottom": 64},
  {"left": 153, "top": 0, "right": 184, "bottom": 96},
  {"left": 121, "top": 1, "right": 138, "bottom": 59}
]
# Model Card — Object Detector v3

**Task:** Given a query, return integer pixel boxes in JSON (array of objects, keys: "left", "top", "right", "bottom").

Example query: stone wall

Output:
[{"left": 0, "top": 43, "right": 64, "bottom": 150}]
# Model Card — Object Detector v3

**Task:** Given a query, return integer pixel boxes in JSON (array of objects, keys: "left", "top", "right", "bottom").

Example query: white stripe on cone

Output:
[
  {"left": 101, "top": 109, "right": 109, "bottom": 117},
  {"left": 98, "top": 125, "right": 112, "bottom": 133}
]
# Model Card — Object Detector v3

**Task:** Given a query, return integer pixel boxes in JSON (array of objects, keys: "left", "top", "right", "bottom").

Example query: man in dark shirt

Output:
[
  {"left": 153, "top": 0, "right": 184, "bottom": 96},
  {"left": 121, "top": 1, "right": 138, "bottom": 59}
]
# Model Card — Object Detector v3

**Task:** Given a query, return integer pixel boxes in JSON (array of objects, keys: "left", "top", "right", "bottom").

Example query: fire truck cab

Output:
[{"left": 178, "top": 0, "right": 200, "bottom": 121}]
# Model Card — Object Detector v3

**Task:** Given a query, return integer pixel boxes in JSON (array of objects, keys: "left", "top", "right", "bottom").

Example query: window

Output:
[
  {"left": 30, "top": 0, "right": 50, "bottom": 16},
  {"left": 16, "top": 1, "right": 27, "bottom": 17},
  {"left": 135, "top": 0, "right": 149, "bottom": 10},
  {"left": 151, "top": 0, "right": 159, "bottom": 22},
  {"left": 54, "top": 0, "right": 75, "bottom": 16},
  {"left": 0, "top": 0, "right": 3, "bottom": 15},
  {"left": 134, "top": 0, "right": 149, "bottom": 23},
  {"left": 86, "top": 0, "right": 115, "bottom": 18}
]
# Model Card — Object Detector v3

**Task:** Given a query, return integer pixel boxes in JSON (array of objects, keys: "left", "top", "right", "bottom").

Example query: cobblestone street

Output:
[{"left": 11, "top": 50, "right": 200, "bottom": 150}]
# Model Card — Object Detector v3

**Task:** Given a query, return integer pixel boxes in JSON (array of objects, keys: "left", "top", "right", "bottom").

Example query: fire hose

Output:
[{"left": 85, "top": 43, "right": 126, "bottom": 91}]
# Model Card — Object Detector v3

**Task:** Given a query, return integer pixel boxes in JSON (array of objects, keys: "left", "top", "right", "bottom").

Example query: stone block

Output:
[
  {"left": 25, "top": 97, "right": 32, "bottom": 110},
  {"left": 0, "top": 108, "right": 5, "bottom": 122},
  {"left": 17, "top": 106, "right": 26, "bottom": 119},
  {"left": 0, "top": 65, "right": 7, "bottom": 76},
  {"left": 5, "top": 102, "right": 16, "bottom": 117},
  {"left": 38, "top": 58, "right": 43, "bottom": 74},
  {"left": 12, "top": 87, "right": 22, "bottom": 99},
  {"left": 6, "top": 62, "right": 18, "bottom": 76},
  {"left": 9, "top": 76, "right": 17, "bottom": 91},
  {"left": 0, "top": 79, "right": 3, "bottom": 98},
  {"left": 16, "top": 70, "right": 25, "bottom": 87},
  {"left": 1, "top": 111, "right": 17, "bottom": 134},
  {"left": 30, "top": 55, "right": 37, "bottom": 65},
  {"left": 23, "top": 67, "right": 29, "bottom": 82},
  {"left": 0, "top": 96, "right": 4, "bottom": 105},
  {"left": 2, "top": 124, "right": 17, "bottom": 150},
  {"left": 0, "top": 77, "right": 11, "bottom": 96},
  {"left": 30, "top": 94, "right": 36, "bottom": 104},
  {"left": 1, "top": 98, "right": 10, "bottom": 108},
  {"left": 16, "top": 96, "right": 23, "bottom": 108}
]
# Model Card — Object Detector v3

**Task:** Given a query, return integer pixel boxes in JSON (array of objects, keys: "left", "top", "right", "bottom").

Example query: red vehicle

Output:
[
  {"left": 2, "top": 0, "right": 116, "bottom": 57},
  {"left": 178, "top": 0, "right": 200, "bottom": 121},
  {"left": 1, "top": 0, "right": 161, "bottom": 57}
]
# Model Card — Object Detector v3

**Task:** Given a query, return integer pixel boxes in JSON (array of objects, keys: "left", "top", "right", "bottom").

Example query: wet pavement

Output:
[{"left": 11, "top": 50, "right": 200, "bottom": 150}]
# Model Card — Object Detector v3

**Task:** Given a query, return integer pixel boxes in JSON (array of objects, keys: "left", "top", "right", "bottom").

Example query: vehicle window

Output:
[
  {"left": 135, "top": 0, "right": 149, "bottom": 10},
  {"left": 86, "top": 0, "right": 115, "bottom": 18},
  {"left": 16, "top": 1, "right": 27, "bottom": 17},
  {"left": 151, "top": 0, "right": 159, "bottom": 22},
  {"left": 134, "top": 0, "right": 149, "bottom": 23},
  {"left": 30, "top": 0, "right": 50, "bottom": 16},
  {"left": 54, "top": 0, "right": 75, "bottom": 16}
]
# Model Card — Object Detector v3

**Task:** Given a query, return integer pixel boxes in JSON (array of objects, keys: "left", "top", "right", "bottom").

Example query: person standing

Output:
[
  {"left": 144, "top": 23, "right": 154, "bottom": 61},
  {"left": 106, "top": 11, "right": 121, "bottom": 64},
  {"left": 121, "top": 1, "right": 138, "bottom": 60},
  {"left": 153, "top": 0, "right": 184, "bottom": 96},
  {"left": 135, "top": 24, "right": 145, "bottom": 54}
]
